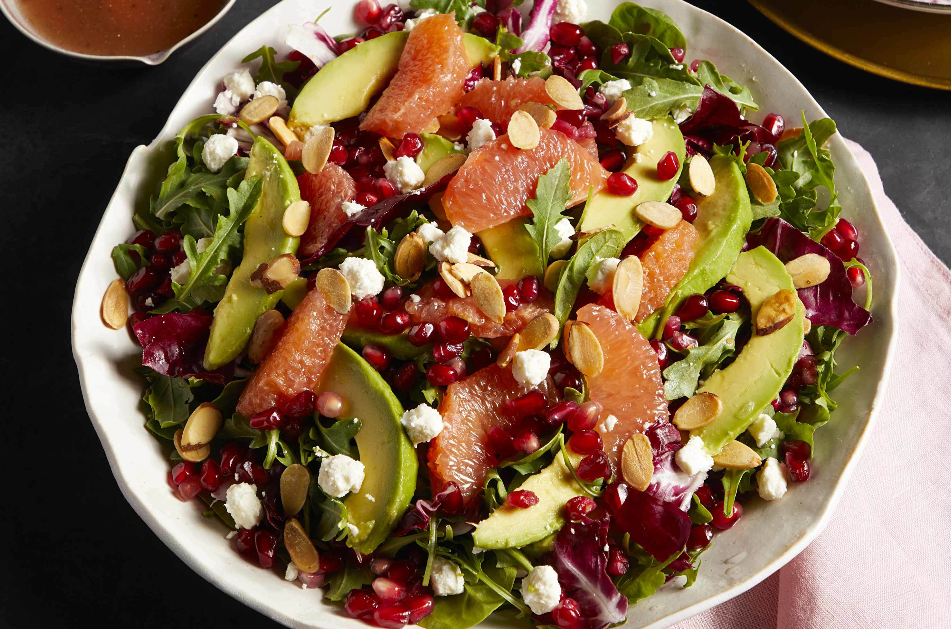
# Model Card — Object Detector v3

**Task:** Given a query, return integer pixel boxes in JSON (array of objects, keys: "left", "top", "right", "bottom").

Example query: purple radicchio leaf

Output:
[
  {"left": 606, "top": 482, "right": 691, "bottom": 562},
  {"left": 746, "top": 218, "right": 872, "bottom": 334},
  {"left": 498, "top": 7, "right": 522, "bottom": 36},
  {"left": 681, "top": 87, "right": 776, "bottom": 156},
  {"left": 549, "top": 518, "right": 628, "bottom": 629},
  {"left": 285, "top": 22, "right": 339, "bottom": 69},
  {"left": 644, "top": 422, "right": 705, "bottom": 511},
  {"left": 393, "top": 482, "right": 464, "bottom": 536},
  {"left": 133, "top": 312, "right": 235, "bottom": 385},
  {"left": 515, "top": 0, "right": 556, "bottom": 53}
]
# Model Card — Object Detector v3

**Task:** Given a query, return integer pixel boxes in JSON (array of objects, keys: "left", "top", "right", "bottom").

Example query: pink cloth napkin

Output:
[{"left": 673, "top": 140, "right": 951, "bottom": 628}]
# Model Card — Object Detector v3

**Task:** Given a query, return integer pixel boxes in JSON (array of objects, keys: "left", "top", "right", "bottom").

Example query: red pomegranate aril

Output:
[
  {"left": 471, "top": 12, "right": 501, "bottom": 39},
  {"left": 565, "top": 495, "right": 597, "bottom": 520},
  {"left": 694, "top": 484, "right": 716, "bottom": 510},
  {"left": 356, "top": 191, "right": 379, "bottom": 206},
  {"left": 487, "top": 425, "right": 516, "bottom": 457},
  {"left": 376, "top": 178, "right": 399, "bottom": 199},
  {"left": 371, "top": 557, "right": 394, "bottom": 576},
  {"left": 282, "top": 415, "right": 305, "bottom": 440},
  {"left": 426, "top": 363, "right": 459, "bottom": 387},
  {"left": 836, "top": 218, "right": 858, "bottom": 242},
  {"left": 338, "top": 37, "right": 363, "bottom": 53},
  {"left": 456, "top": 105, "right": 484, "bottom": 130},
  {"left": 199, "top": 459, "right": 221, "bottom": 492},
  {"left": 761, "top": 112, "right": 785, "bottom": 140},
  {"left": 379, "top": 310, "right": 411, "bottom": 334},
  {"left": 432, "top": 277, "right": 457, "bottom": 300},
  {"left": 387, "top": 559, "right": 417, "bottom": 584},
  {"left": 600, "top": 149, "right": 627, "bottom": 172},
  {"left": 363, "top": 344, "right": 391, "bottom": 371},
  {"left": 502, "top": 284, "right": 521, "bottom": 312},
  {"left": 687, "top": 524, "right": 714, "bottom": 550},
  {"left": 506, "top": 390, "right": 548, "bottom": 418},
  {"left": 557, "top": 109, "right": 587, "bottom": 128},
  {"left": 408, "top": 322, "right": 436, "bottom": 346},
  {"left": 405, "top": 594, "right": 435, "bottom": 624},
  {"left": 297, "top": 570, "right": 326, "bottom": 588},
  {"left": 447, "top": 357, "right": 467, "bottom": 379},
  {"left": 346, "top": 589, "right": 380, "bottom": 619},
  {"left": 779, "top": 388, "right": 798, "bottom": 409},
  {"left": 517, "top": 275, "right": 540, "bottom": 303},
  {"left": 234, "top": 528, "right": 256, "bottom": 556},
  {"left": 128, "top": 229, "right": 156, "bottom": 249},
  {"left": 172, "top": 250, "right": 187, "bottom": 266},
  {"left": 690, "top": 59, "right": 701, "bottom": 72},
  {"left": 238, "top": 460, "right": 269, "bottom": 485},
  {"left": 821, "top": 228, "right": 845, "bottom": 252},
  {"left": 468, "top": 347, "right": 493, "bottom": 372},
  {"left": 553, "top": 597, "right": 582, "bottom": 629},
  {"left": 219, "top": 442, "right": 245, "bottom": 475},
  {"left": 171, "top": 461, "right": 196, "bottom": 486},
  {"left": 355, "top": 0, "right": 382, "bottom": 25},
  {"left": 255, "top": 530, "right": 278, "bottom": 568},
  {"left": 577, "top": 35, "right": 597, "bottom": 57},
  {"left": 513, "top": 430, "right": 541, "bottom": 453},
  {"left": 569, "top": 430, "right": 603, "bottom": 455},
  {"left": 149, "top": 253, "right": 169, "bottom": 269},
  {"left": 674, "top": 196, "right": 698, "bottom": 222},
  {"left": 567, "top": 400, "right": 602, "bottom": 431},
  {"left": 669, "top": 331, "right": 698, "bottom": 351},
  {"left": 576, "top": 56, "right": 598, "bottom": 72},
  {"left": 607, "top": 171, "right": 638, "bottom": 196},
  {"left": 376, "top": 3, "right": 403, "bottom": 29},
  {"left": 677, "top": 293, "right": 709, "bottom": 321},
  {"left": 642, "top": 224, "right": 667, "bottom": 239},
  {"left": 661, "top": 314, "right": 682, "bottom": 340},
  {"left": 657, "top": 151, "right": 680, "bottom": 180},
  {"left": 550, "top": 118, "right": 580, "bottom": 140},
  {"left": 785, "top": 453, "right": 811, "bottom": 482},
  {"left": 552, "top": 369, "right": 583, "bottom": 395},
  {"left": 508, "top": 489, "right": 539, "bottom": 509},
  {"left": 545, "top": 400, "right": 578, "bottom": 426},
  {"left": 782, "top": 439, "right": 811, "bottom": 461},
  {"left": 380, "top": 286, "right": 403, "bottom": 310},
  {"left": 550, "top": 22, "right": 584, "bottom": 47},
  {"left": 280, "top": 390, "right": 316, "bottom": 419},
  {"left": 433, "top": 341, "right": 464, "bottom": 363},
  {"left": 651, "top": 339, "right": 670, "bottom": 369},
  {"left": 709, "top": 289, "right": 741, "bottom": 314},
  {"left": 154, "top": 231, "right": 182, "bottom": 253},
  {"left": 847, "top": 265, "right": 865, "bottom": 288},
  {"left": 126, "top": 266, "right": 161, "bottom": 295},
  {"left": 670, "top": 46, "right": 685, "bottom": 63},
  {"left": 316, "top": 391, "right": 344, "bottom": 418},
  {"left": 250, "top": 409, "right": 284, "bottom": 430},
  {"left": 320, "top": 551, "right": 345, "bottom": 574},
  {"left": 374, "top": 604, "right": 412, "bottom": 629},
  {"left": 372, "top": 577, "right": 406, "bottom": 602},
  {"left": 610, "top": 43, "right": 630, "bottom": 65},
  {"left": 837, "top": 238, "right": 859, "bottom": 261},
  {"left": 437, "top": 316, "right": 470, "bottom": 343},
  {"left": 578, "top": 451, "right": 612, "bottom": 482},
  {"left": 395, "top": 133, "right": 424, "bottom": 159},
  {"left": 328, "top": 142, "right": 349, "bottom": 165},
  {"left": 608, "top": 547, "right": 630, "bottom": 577},
  {"left": 710, "top": 501, "right": 743, "bottom": 530},
  {"left": 177, "top": 477, "right": 202, "bottom": 500}
]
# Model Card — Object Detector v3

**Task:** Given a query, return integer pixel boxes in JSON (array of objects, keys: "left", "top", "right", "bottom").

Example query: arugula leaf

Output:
[
  {"left": 501, "top": 426, "right": 563, "bottom": 475},
  {"left": 577, "top": 68, "right": 621, "bottom": 96},
  {"left": 242, "top": 46, "right": 300, "bottom": 94},
  {"left": 264, "top": 428, "right": 297, "bottom": 469},
  {"left": 298, "top": 427, "right": 330, "bottom": 466},
  {"left": 776, "top": 116, "right": 840, "bottom": 239},
  {"left": 616, "top": 547, "right": 681, "bottom": 603},
  {"left": 152, "top": 155, "right": 249, "bottom": 222},
  {"left": 720, "top": 468, "right": 752, "bottom": 517},
  {"left": 323, "top": 553, "right": 373, "bottom": 601},
  {"left": 524, "top": 159, "right": 572, "bottom": 271},
  {"left": 317, "top": 417, "right": 363, "bottom": 457},
  {"left": 662, "top": 314, "right": 743, "bottom": 400},
  {"left": 622, "top": 76, "right": 701, "bottom": 120},
  {"left": 112, "top": 244, "right": 149, "bottom": 280},
  {"left": 482, "top": 469, "right": 509, "bottom": 513},
  {"left": 220, "top": 413, "right": 263, "bottom": 441},
  {"left": 210, "top": 379, "right": 247, "bottom": 418},
  {"left": 363, "top": 211, "right": 431, "bottom": 286},
  {"left": 144, "top": 375, "right": 194, "bottom": 428},
  {"left": 688, "top": 493, "right": 712, "bottom": 525},
  {"left": 553, "top": 228, "right": 626, "bottom": 341},
  {"left": 608, "top": 3, "right": 687, "bottom": 49},
  {"left": 694, "top": 61, "right": 758, "bottom": 111},
  {"left": 410, "top": 0, "right": 484, "bottom": 24}
]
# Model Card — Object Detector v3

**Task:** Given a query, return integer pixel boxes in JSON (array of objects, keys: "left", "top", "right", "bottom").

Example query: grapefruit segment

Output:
[
  {"left": 298, "top": 163, "right": 357, "bottom": 259},
  {"left": 456, "top": 77, "right": 558, "bottom": 126},
  {"left": 360, "top": 14, "right": 468, "bottom": 139},
  {"left": 636, "top": 220, "right": 700, "bottom": 322},
  {"left": 442, "top": 128, "right": 609, "bottom": 233},
  {"left": 236, "top": 289, "right": 349, "bottom": 417},
  {"left": 576, "top": 304, "right": 668, "bottom": 470}
]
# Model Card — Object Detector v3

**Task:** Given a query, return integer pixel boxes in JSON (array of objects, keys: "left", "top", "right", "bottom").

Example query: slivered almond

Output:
[
  {"left": 174, "top": 429, "right": 209, "bottom": 462},
  {"left": 712, "top": 441, "right": 762, "bottom": 470},
  {"left": 181, "top": 402, "right": 223, "bottom": 448},
  {"left": 498, "top": 333, "right": 520, "bottom": 367},
  {"left": 508, "top": 110, "right": 540, "bottom": 150},
  {"left": 621, "top": 434, "right": 654, "bottom": 491},
  {"left": 284, "top": 518, "right": 321, "bottom": 573},
  {"left": 439, "top": 262, "right": 469, "bottom": 298},
  {"left": 250, "top": 254, "right": 300, "bottom": 294},
  {"left": 302, "top": 126, "right": 334, "bottom": 174},
  {"left": 518, "top": 102, "right": 557, "bottom": 129},
  {"left": 672, "top": 392, "right": 722, "bottom": 430},
  {"left": 467, "top": 252, "right": 496, "bottom": 267},
  {"left": 606, "top": 111, "right": 633, "bottom": 130},
  {"left": 756, "top": 289, "right": 797, "bottom": 336},
  {"left": 745, "top": 162, "right": 778, "bottom": 204},
  {"left": 785, "top": 254, "right": 831, "bottom": 288},
  {"left": 280, "top": 464, "right": 311, "bottom": 517},
  {"left": 492, "top": 54, "right": 502, "bottom": 81},
  {"left": 545, "top": 75, "right": 584, "bottom": 110},
  {"left": 780, "top": 127, "right": 803, "bottom": 143},
  {"left": 450, "top": 262, "right": 487, "bottom": 284},
  {"left": 282, "top": 200, "right": 311, "bottom": 237},
  {"left": 564, "top": 321, "right": 604, "bottom": 376},
  {"left": 600, "top": 97, "right": 628, "bottom": 125},
  {"left": 239, "top": 95, "right": 279, "bottom": 125},
  {"left": 423, "top": 153, "right": 467, "bottom": 187},
  {"left": 545, "top": 260, "right": 567, "bottom": 292},
  {"left": 315, "top": 268, "right": 352, "bottom": 314},
  {"left": 688, "top": 154, "right": 716, "bottom": 196},
  {"left": 422, "top": 118, "right": 441, "bottom": 134},
  {"left": 395, "top": 232, "right": 427, "bottom": 281},
  {"left": 634, "top": 201, "right": 681, "bottom": 229},
  {"left": 269, "top": 117, "right": 298, "bottom": 147},
  {"left": 249, "top": 309, "right": 284, "bottom": 363},
  {"left": 612, "top": 256, "right": 643, "bottom": 321},
  {"left": 378, "top": 137, "right": 397, "bottom": 162},
  {"left": 519, "top": 313, "right": 559, "bottom": 350},
  {"left": 101, "top": 279, "right": 129, "bottom": 330},
  {"left": 437, "top": 114, "right": 465, "bottom": 141},
  {"left": 471, "top": 272, "right": 506, "bottom": 323}
]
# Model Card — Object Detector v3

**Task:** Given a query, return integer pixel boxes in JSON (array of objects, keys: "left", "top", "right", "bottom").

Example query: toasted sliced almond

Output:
[
  {"left": 251, "top": 254, "right": 301, "bottom": 293},
  {"left": 282, "top": 200, "right": 311, "bottom": 237},
  {"left": 712, "top": 441, "right": 762, "bottom": 470},
  {"left": 545, "top": 75, "right": 584, "bottom": 110},
  {"left": 471, "top": 272, "right": 506, "bottom": 323},
  {"left": 673, "top": 392, "right": 722, "bottom": 430},
  {"left": 756, "top": 289, "right": 797, "bottom": 336},
  {"left": 174, "top": 429, "right": 209, "bottom": 462},
  {"left": 508, "top": 110, "right": 540, "bottom": 150},
  {"left": 249, "top": 309, "right": 285, "bottom": 363},
  {"left": 634, "top": 201, "right": 681, "bottom": 230},
  {"left": 378, "top": 137, "right": 397, "bottom": 162},
  {"left": 780, "top": 127, "right": 803, "bottom": 143},
  {"left": 395, "top": 232, "right": 427, "bottom": 281},
  {"left": 239, "top": 95, "right": 279, "bottom": 125},
  {"left": 621, "top": 434, "right": 654, "bottom": 491},
  {"left": 545, "top": 260, "right": 567, "bottom": 292},
  {"left": 518, "top": 102, "right": 557, "bottom": 129},
  {"left": 498, "top": 333, "right": 520, "bottom": 367},
  {"left": 302, "top": 126, "right": 334, "bottom": 174},
  {"left": 439, "top": 262, "right": 469, "bottom": 298},
  {"left": 492, "top": 54, "right": 502, "bottom": 81},
  {"left": 315, "top": 268, "right": 352, "bottom": 314},
  {"left": 564, "top": 321, "right": 604, "bottom": 376},
  {"left": 269, "top": 117, "right": 298, "bottom": 148},
  {"left": 467, "top": 252, "right": 496, "bottom": 267},
  {"left": 284, "top": 518, "right": 321, "bottom": 573},
  {"left": 281, "top": 464, "right": 311, "bottom": 517},
  {"left": 450, "top": 262, "right": 487, "bottom": 283},
  {"left": 605, "top": 110, "right": 633, "bottom": 131},
  {"left": 422, "top": 118, "right": 441, "bottom": 134},
  {"left": 600, "top": 97, "right": 629, "bottom": 125},
  {"left": 519, "top": 313, "right": 560, "bottom": 350},
  {"left": 612, "top": 256, "right": 643, "bottom": 321},
  {"left": 785, "top": 254, "right": 831, "bottom": 288},
  {"left": 101, "top": 279, "right": 129, "bottom": 330},
  {"left": 803, "top": 313, "right": 812, "bottom": 335},
  {"left": 181, "top": 402, "right": 224, "bottom": 448},
  {"left": 745, "top": 162, "right": 778, "bottom": 204},
  {"left": 688, "top": 154, "right": 716, "bottom": 196},
  {"left": 423, "top": 153, "right": 467, "bottom": 187},
  {"left": 437, "top": 114, "right": 465, "bottom": 141}
]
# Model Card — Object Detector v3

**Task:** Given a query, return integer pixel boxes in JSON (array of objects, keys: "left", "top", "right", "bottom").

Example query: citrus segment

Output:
[
  {"left": 297, "top": 164, "right": 357, "bottom": 259},
  {"left": 635, "top": 220, "right": 700, "bottom": 322},
  {"left": 456, "top": 77, "right": 557, "bottom": 126}
]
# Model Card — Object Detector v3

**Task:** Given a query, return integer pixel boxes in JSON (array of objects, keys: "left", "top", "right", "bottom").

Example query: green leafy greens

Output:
[{"left": 524, "top": 159, "right": 572, "bottom": 272}]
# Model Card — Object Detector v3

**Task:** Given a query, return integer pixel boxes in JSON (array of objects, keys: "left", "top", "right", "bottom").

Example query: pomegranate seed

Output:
[
  {"left": 643, "top": 224, "right": 666, "bottom": 238},
  {"left": 355, "top": 0, "right": 382, "bottom": 25},
  {"left": 297, "top": 571, "right": 327, "bottom": 588},
  {"left": 447, "top": 357, "right": 467, "bottom": 379},
  {"left": 821, "top": 228, "right": 845, "bottom": 252},
  {"left": 199, "top": 459, "right": 221, "bottom": 491},
  {"left": 762, "top": 113, "right": 785, "bottom": 140},
  {"left": 376, "top": 3, "right": 403, "bottom": 29},
  {"left": 567, "top": 401, "right": 602, "bottom": 431},
  {"left": 710, "top": 501, "right": 743, "bottom": 530},
  {"left": 374, "top": 604, "right": 411, "bottom": 629},
  {"left": 661, "top": 315, "right": 681, "bottom": 340},
  {"left": 553, "top": 597, "right": 581, "bottom": 629},
  {"left": 847, "top": 265, "right": 865, "bottom": 288},
  {"left": 127, "top": 229, "right": 156, "bottom": 249},
  {"left": 373, "top": 577, "right": 406, "bottom": 602},
  {"left": 507, "top": 489, "right": 539, "bottom": 509},
  {"left": 550, "top": 118, "right": 580, "bottom": 140},
  {"left": 354, "top": 297, "right": 383, "bottom": 328},
  {"left": 709, "top": 289, "right": 741, "bottom": 314},
  {"left": 513, "top": 430, "right": 541, "bottom": 453},
  {"left": 793, "top": 355, "right": 819, "bottom": 387},
  {"left": 668, "top": 331, "right": 698, "bottom": 351},
  {"left": 608, "top": 547, "right": 630, "bottom": 576},
  {"left": 316, "top": 391, "right": 344, "bottom": 418},
  {"left": 502, "top": 284, "right": 521, "bottom": 312},
  {"left": 237, "top": 460, "right": 269, "bottom": 485},
  {"left": 546, "top": 400, "right": 579, "bottom": 426},
  {"left": 837, "top": 238, "right": 859, "bottom": 261},
  {"left": 126, "top": 265, "right": 161, "bottom": 295},
  {"left": 405, "top": 594, "right": 435, "bottom": 624},
  {"left": 380, "top": 286, "right": 403, "bottom": 310},
  {"left": 576, "top": 56, "right": 598, "bottom": 72},
  {"left": 172, "top": 461, "right": 197, "bottom": 486},
  {"left": 687, "top": 524, "right": 714, "bottom": 550},
  {"left": 577, "top": 451, "right": 611, "bottom": 482},
  {"left": 379, "top": 310, "right": 411, "bottom": 334},
  {"left": 785, "top": 453, "right": 811, "bottom": 482},
  {"left": 320, "top": 552, "right": 345, "bottom": 574},
  {"left": 670, "top": 47, "right": 685, "bottom": 63},
  {"left": 356, "top": 191, "right": 379, "bottom": 206},
  {"left": 154, "top": 231, "right": 182, "bottom": 253},
  {"left": 565, "top": 495, "right": 596, "bottom": 520},
  {"left": 175, "top": 476, "right": 200, "bottom": 499},
  {"left": 657, "top": 151, "right": 680, "bottom": 180},
  {"left": 651, "top": 340, "right": 670, "bottom": 369},
  {"left": 552, "top": 369, "right": 583, "bottom": 395},
  {"left": 371, "top": 557, "right": 394, "bottom": 576},
  {"left": 338, "top": 37, "right": 363, "bottom": 53},
  {"left": 426, "top": 363, "right": 459, "bottom": 386},
  {"left": 506, "top": 390, "right": 549, "bottom": 417},
  {"left": 487, "top": 425, "right": 516, "bottom": 457},
  {"left": 363, "top": 344, "right": 391, "bottom": 371},
  {"left": 690, "top": 59, "right": 701, "bottom": 72},
  {"left": 606, "top": 172, "right": 638, "bottom": 196},
  {"left": 408, "top": 322, "right": 436, "bottom": 346},
  {"left": 600, "top": 149, "right": 627, "bottom": 172},
  {"left": 569, "top": 430, "right": 603, "bottom": 455},
  {"left": 779, "top": 388, "right": 799, "bottom": 410},
  {"left": 836, "top": 218, "right": 858, "bottom": 241},
  {"left": 456, "top": 105, "right": 484, "bottom": 131},
  {"left": 254, "top": 530, "right": 278, "bottom": 568},
  {"left": 694, "top": 484, "right": 716, "bottom": 509},
  {"left": 250, "top": 409, "right": 283, "bottom": 430},
  {"left": 280, "top": 390, "right": 316, "bottom": 419},
  {"left": 782, "top": 440, "right": 811, "bottom": 461},
  {"left": 610, "top": 43, "right": 630, "bottom": 65},
  {"left": 437, "top": 316, "right": 470, "bottom": 343},
  {"left": 759, "top": 143, "right": 779, "bottom": 168},
  {"left": 677, "top": 293, "right": 709, "bottom": 321},
  {"left": 577, "top": 36, "right": 598, "bottom": 57},
  {"left": 550, "top": 22, "right": 584, "bottom": 47},
  {"left": 518, "top": 275, "right": 540, "bottom": 303},
  {"left": 346, "top": 589, "right": 379, "bottom": 618},
  {"left": 674, "top": 196, "right": 698, "bottom": 222},
  {"left": 433, "top": 341, "right": 464, "bottom": 363},
  {"left": 172, "top": 250, "right": 187, "bottom": 266},
  {"left": 471, "top": 12, "right": 501, "bottom": 38},
  {"left": 328, "top": 142, "right": 348, "bottom": 165},
  {"left": 432, "top": 277, "right": 457, "bottom": 300},
  {"left": 148, "top": 253, "right": 168, "bottom": 269},
  {"left": 557, "top": 110, "right": 588, "bottom": 128},
  {"left": 282, "top": 415, "right": 305, "bottom": 440},
  {"left": 468, "top": 347, "right": 493, "bottom": 373},
  {"left": 234, "top": 528, "right": 256, "bottom": 556},
  {"left": 395, "top": 133, "right": 424, "bottom": 159}
]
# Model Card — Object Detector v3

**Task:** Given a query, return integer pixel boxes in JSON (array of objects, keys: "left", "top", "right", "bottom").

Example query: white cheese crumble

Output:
[
  {"left": 285, "top": 562, "right": 300, "bottom": 582},
  {"left": 400, "top": 404, "right": 444, "bottom": 445},
  {"left": 417, "top": 222, "right": 445, "bottom": 244},
  {"left": 586, "top": 257, "right": 620, "bottom": 294},
  {"left": 225, "top": 483, "right": 264, "bottom": 530},
  {"left": 430, "top": 557, "right": 465, "bottom": 596},
  {"left": 757, "top": 457, "right": 788, "bottom": 501},
  {"left": 170, "top": 238, "right": 213, "bottom": 285},
  {"left": 253, "top": 80, "right": 288, "bottom": 109},
  {"left": 521, "top": 565, "right": 562, "bottom": 615},
  {"left": 404, "top": 8, "right": 438, "bottom": 31},
  {"left": 615, "top": 116, "right": 654, "bottom": 147},
  {"left": 409, "top": 293, "right": 421, "bottom": 303},
  {"left": 384, "top": 155, "right": 426, "bottom": 193},
  {"left": 223, "top": 68, "right": 255, "bottom": 102},
  {"left": 466, "top": 118, "right": 496, "bottom": 151},
  {"left": 341, "top": 201, "right": 366, "bottom": 218},
  {"left": 214, "top": 89, "right": 241, "bottom": 115},
  {"left": 338, "top": 257, "right": 385, "bottom": 299},
  {"left": 317, "top": 454, "right": 366, "bottom": 498},
  {"left": 553, "top": 0, "right": 587, "bottom": 25},
  {"left": 202, "top": 134, "right": 239, "bottom": 172},
  {"left": 550, "top": 218, "right": 575, "bottom": 259},
  {"left": 512, "top": 350, "right": 551, "bottom": 388},
  {"left": 429, "top": 225, "right": 472, "bottom": 264},
  {"left": 599, "top": 79, "right": 632, "bottom": 106},
  {"left": 511, "top": 58, "right": 522, "bottom": 75},
  {"left": 675, "top": 436, "right": 715, "bottom": 475},
  {"left": 597, "top": 414, "right": 619, "bottom": 434},
  {"left": 672, "top": 105, "right": 693, "bottom": 124},
  {"left": 748, "top": 413, "right": 780, "bottom": 448}
]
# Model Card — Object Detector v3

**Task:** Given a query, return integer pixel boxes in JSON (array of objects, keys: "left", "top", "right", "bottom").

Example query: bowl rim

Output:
[
  {"left": 0, "top": 0, "right": 238, "bottom": 65},
  {"left": 70, "top": 0, "right": 902, "bottom": 627},
  {"left": 870, "top": 0, "right": 951, "bottom": 13}
]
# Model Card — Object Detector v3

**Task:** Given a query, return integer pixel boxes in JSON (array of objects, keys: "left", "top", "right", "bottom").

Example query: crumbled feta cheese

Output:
[
  {"left": 384, "top": 155, "right": 426, "bottom": 193},
  {"left": 214, "top": 89, "right": 241, "bottom": 115},
  {"left": 511, "top": 58, "right": 522, "bottom": 75},
  {"left": 225, "top": 483, "right": 264, "bottom": 529},
  {"left": 670, "top": 64, "right": 684, "bottom": 71},
  {"left": 285, "top": 562, "right": 300, "bottom": 582},
  {"left": 253, "top": 81, "right": 288, "bottom": 109},
  {"left": 586, "top": 257, "right": 620, "bottom": 294},
  {"left": 512, "top": 350, "right": 551, "bottom": 387},
  {"left": 757, "top": 457, "right": 788, "bottom": 501},
  {"left": 430, "top": 557, "right": 465, "bottom": 596},
  {"left": 599, "top": 79, "right": 632, "bottom": 106},
  {"left": 365, "top": 493, "right": 376, "bottom": 502},
  {"left": 342, "top": 201, "right": 365, "bottom": 217},
  {"left": 553, "top": 0, "right": 587, "bottom": 25},
  {"left": 521, "top": 565, "right": 562, "bottom": 615},
  {"left": 675, "top": 436, "right": 714, "bottom": 475},
  {"left": 597, "top": 414, "right": 619, "bottom": 434},
  {"left": 170, "top": 238, "right": 214, "bottom": 285},
  {"left": 671, "top": 105, "right": 692, "bottom": 124},
  {"left": 453, "top": 142, "right": 466, "bottom": 152},
  {"left": 417, "top": 222, "right": 445, "bottom": 243},
  {"left": 404, "top": 8, "right": 438, "bottom": 31},
  {"left": 550, "top": 218, "right": 575, "bottom": 259},
  {"left": 400, "top": 404, "right": 444, "bottom": 445},
  {"left": 223, "top": 68, "right": 255, "bottom": 101},
  {"left": 466, "top": 118, "right": 496, "bottom": 151},
  {"left": 317, "top": 454, "right": 366, "bottom": 498},
  {"left": 429, "top": 225, "right": 472, "bottom": 264},
  {"left": 748, "top": 413, "right": 780, "bottom": 448},
  {"left": 615, "top": 116, "right": 654, "bottom": 147},
  {"left": 202, "top": 134, "right": 239, "bottom": 172},
  {"left": 338, "top": 257, "right": 385, "bottom": 299},
  {"left": 409, "top": 293, "right": 421, "bottom": 303}
]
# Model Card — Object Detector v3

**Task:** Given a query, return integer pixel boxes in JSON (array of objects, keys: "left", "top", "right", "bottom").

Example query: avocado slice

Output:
[
  {"left": 577, "top": 118, "right": 685, "bottom": 242},
  {"left": 471, "top": 451, "right": 584, "bottom": 550},
  {"left": 638, "top": 154, "right": 753, "bottom": 338},
  {"left": 478, "top": 218, "right": 544, "bottom": 280},
  {"left": 691, "top": 247, "right": 805, "bottom": 455},
  {"left": 416, "top": 133, "right": 464, "bottom": 173},
  {"left": 341, "top": 325, "right": 430, "bottom": 361},
  {"left": 318, "top": 343, "right": 418, "bottom": 554},
  {"left": 204, "top": 138, "right": 300, "bottom": 370},
  {"left": 289, "top": 32, "right": 499, "bottom": 131}
]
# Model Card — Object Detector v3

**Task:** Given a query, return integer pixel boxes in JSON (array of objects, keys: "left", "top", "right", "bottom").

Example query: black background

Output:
[{"left": 0, "top": 1, "right": 948, "bottom": 627}]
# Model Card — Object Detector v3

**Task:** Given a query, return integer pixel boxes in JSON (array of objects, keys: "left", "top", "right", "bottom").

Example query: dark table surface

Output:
[{"left": 1, "top": 1, "right": 947, "bottom": 627}]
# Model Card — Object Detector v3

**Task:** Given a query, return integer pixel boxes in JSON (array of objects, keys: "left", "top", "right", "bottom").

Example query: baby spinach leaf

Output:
[
  {"left": 662, "top": 314, "right": 743, "bottom": 400},
  {"left": 776, "top": 116, "right": 840, "bottom": 239},
  {"left": 317, "top": 417, "right": 363, "bottom": 458},
  {"left": 144, "top": 375, "right": 194, "bottom": 428},
  {"left": 419, "top": 566, "right": 518, "bottom": 629},
  {"left": 622, "top": 76, "right": 701, "bottom": 120},
  {"left": 603, "top": 33, "right": 696, "bottom": 85},
  {"left": 411, "top": 0, "right": 484, "bottom": 24},
  {"left": 111, "top": 244, "right": 149, "bottom": 280},
  {"left": 553, "top": 228, "right": 625, "bottom": 341},
  {"left": 524, "top": 159, "right": 572, "bottom": 271},
  {"left": 694, "top": 61, "right": 758, "bottom": 111},
  {"left": 608, "top": 3, "right": 686, "bottom": 49}
]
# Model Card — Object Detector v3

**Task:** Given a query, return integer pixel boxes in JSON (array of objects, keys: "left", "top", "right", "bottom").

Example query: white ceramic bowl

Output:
[
  {"left": 71, "top": 1, "right": 900, "bottom": 627},
  {"left": 872, "top": 0, "right": 951, "bottom": 13}
]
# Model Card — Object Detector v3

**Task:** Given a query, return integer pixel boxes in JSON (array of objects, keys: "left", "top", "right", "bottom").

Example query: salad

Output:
[{"left": 99, "top": 1, "right": 874, "bottom": 628}]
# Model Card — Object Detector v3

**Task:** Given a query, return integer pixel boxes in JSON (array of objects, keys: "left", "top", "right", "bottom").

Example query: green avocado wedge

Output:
[
  {"left": 638, "top": 154, "right": 752, "bottom": 339},
  {"left": 577, "top": 118, "right": 685, "bottom": 242},
  {"left": 479, "top": 218, "right": 544, "bottom": 280},
  {"left": 416, "top": 133, "right": 464, "bottom": 173},
  {"left": 204, "top": 138, "right": 300, "bottom": 370},
  {"left": 691, "top": 247, "right": 805, "bottom": 455},
  {"left": 318, "top": 343, "right": 418, "bottom": 554},
  {"left": 288, "top": 32, "right": 499, "bottom": 131}
]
